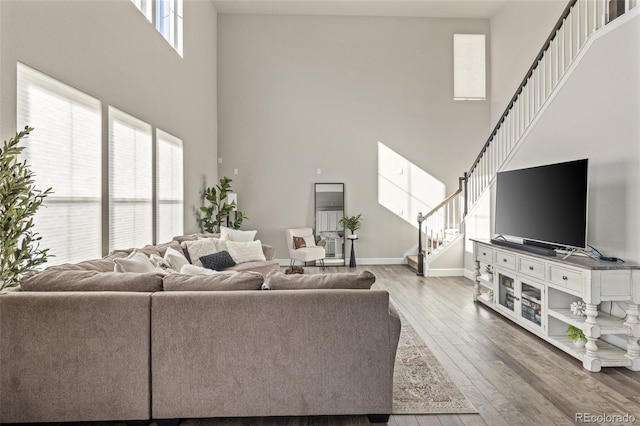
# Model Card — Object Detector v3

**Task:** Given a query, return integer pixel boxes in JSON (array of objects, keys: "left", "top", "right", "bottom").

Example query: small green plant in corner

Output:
[
  {"left": 339, "top": 214, "right": 363, "bottom": 236},
  {"left": 198, "top": 176, "right": 248, "bottom": 233},
  {"left": 0, "top": 127, "right": 52, "bottom": 293},
  {"left": 567, "top": 325, "right": 586, "bottom": 343}
]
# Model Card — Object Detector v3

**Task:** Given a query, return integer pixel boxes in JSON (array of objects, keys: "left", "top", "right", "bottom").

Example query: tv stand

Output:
[
  {"left": 490, "top": 238, "right": 557, "bottom": 257},
  {"left": 472, "top": 238, "right": 640, "bottom": 372}
]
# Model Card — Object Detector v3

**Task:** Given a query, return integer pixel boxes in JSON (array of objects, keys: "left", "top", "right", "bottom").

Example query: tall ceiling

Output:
[{"left": 210, "top": 0, "right": 514, "bottom": 19}]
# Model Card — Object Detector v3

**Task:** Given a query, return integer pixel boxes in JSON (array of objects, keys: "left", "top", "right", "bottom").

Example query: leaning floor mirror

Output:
[{"left": 314, "top": 183, "right": 345, "bottom": 266}]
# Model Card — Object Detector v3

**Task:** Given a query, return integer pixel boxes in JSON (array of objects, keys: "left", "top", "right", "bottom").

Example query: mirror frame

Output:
[{"left": 314, "top": 183, "right": 345, "bottom": 266}]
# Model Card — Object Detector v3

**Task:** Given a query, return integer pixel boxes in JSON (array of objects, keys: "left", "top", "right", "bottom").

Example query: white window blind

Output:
[
  {"left": 131, "top": 0, "right": 153, "bottom": 22},
  {"left": 109, "top": 107, "right": 153, "bottom": 250},
  {"left": 454, "top": 34, "right": 486, "bottom": 100},
  {"left": 156, "top": 129, "right": 183, "bottom": 243},
  {"left": 17, "top": 63, "right": 102, "bottom": 266}
]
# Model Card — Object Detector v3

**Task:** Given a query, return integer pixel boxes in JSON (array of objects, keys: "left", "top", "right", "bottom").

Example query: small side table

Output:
[{"left": 347, "top": 235, "right": 358, "bottom": 267}]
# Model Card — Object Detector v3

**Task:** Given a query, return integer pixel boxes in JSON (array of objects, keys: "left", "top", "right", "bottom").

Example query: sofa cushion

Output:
[
  {"left": 114, "top": 250, "right": 156, "bottom": 273},
  {"left": 181, "top": 238, "right": 218, "bottom": 267},
  {"left": 227, "top": 240, "right": 266, "bottom": 264},
  {"left": 162, "top": 271, "right": 264, "bottom": 291},
  {"left": 46, "top": 258, "right": 117, "bottom": 273},
  {"left": 200, "top": 251, "right": 236, "bottom": 271},
  {"left": 20, "top": 270, "right": 163, "bottom": 292},
  {"left": 262, "top": 270, "right": 376, "bottom": 290},
  {"left": 220, "top": 226, "right": 257, "bottom": 242}
]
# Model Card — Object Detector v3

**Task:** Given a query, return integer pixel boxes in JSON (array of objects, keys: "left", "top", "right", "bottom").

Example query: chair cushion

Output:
[
  {"left": 290, "top": 246, "right": 325, "bottom": 262},
  {"left": 262, "top": 270, "right": 375, "bottom": 290}
]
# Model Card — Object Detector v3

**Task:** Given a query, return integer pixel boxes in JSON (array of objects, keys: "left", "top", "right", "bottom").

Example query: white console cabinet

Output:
[{"left": 473, "top": 239, "right": 640, "bottom": 372}]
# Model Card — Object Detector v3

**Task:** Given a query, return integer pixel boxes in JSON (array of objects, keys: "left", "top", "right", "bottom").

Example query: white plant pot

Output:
[{"left": 573, "top": 339, "right": 586, "bottom": 348}]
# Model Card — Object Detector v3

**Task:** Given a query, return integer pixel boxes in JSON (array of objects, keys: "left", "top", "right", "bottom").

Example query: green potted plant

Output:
[
  {"left": 0, "top": 127, "right": 52, "bottom": 293},
  {"left": 339, "top": 214, "right": 363, "bottom": 238},
  {"left": 567, "top": 325, "right": 587, "bottom": 348},
  {"left": 198, "top": 176, "right": 248, "bottom": 233},
  {"left": 484, "top": 264, "right": 493, "bottom": 282}
]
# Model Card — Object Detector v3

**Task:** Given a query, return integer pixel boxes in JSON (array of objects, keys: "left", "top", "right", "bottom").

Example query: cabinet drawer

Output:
[
  {"left": 549, "top": 266, "right": 583, "bottom": 293},
  {"left": 519, "top": 257, "right": 545, "bottom": 280},
  {"left": 476, "top": 246, "right": 493, "bottom": 263},
  {"left": 495, "top": 250, "right": 516, "bottom": 270}
]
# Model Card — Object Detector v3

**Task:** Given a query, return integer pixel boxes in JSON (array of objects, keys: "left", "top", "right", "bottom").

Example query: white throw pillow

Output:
[
  {"left": 302, "top": 235, "right": 316, "bottom": 247},
  {"left": 114, "top": 249, "right": 156, "bottom": 273},
  {"left": 179, "top": 264, "right": 238, "bottom": 276},
  {"left": 164, "top": 247, "right": 190, "bottom": 271},
  {"left": 182, "top": 238, "right": 218, "bottom": 267},
  {"left": 227, "top": 240, "right": 266, "bottom": 264},
  {"left": 212, "top": 237, "right": 228, "bottom": 252},
  {"left": 220, "top": 226, "right": 257, "bottom": 242}
]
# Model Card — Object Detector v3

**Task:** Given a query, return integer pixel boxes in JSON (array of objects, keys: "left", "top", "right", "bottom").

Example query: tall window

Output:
[
  {"left": 453, "top": 34, "right": 486, "bottom": 100},
  {"left": 17, "top": 63, "right": 102, "bottom": 266},
  {"left": 131, "top": 0, "right": 183, "bottom": 56},
  {"left": 156, "top": 129, "right": 183, "bottom": 243},
  {"left": 109, "top": 107, "right": 153, "bottom": 250}
]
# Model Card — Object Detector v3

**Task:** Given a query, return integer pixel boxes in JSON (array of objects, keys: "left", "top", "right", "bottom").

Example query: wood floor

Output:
[{"left": 41, "top": 265, "right": 640, "bottom": 426}]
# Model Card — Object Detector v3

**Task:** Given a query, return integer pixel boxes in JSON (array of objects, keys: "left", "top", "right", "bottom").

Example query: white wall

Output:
[
  {"left": 490, "top": 0, "right": 568, "bottom": 125},
  {"left": 0, "top": 0, "right": 218, "bottom": 247},
  {"left": 217, "top": 13, "right": 490, "bottom": 261}
]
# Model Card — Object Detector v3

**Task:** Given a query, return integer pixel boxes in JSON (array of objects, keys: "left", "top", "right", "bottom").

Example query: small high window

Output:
[
  {"left": 131, "top": 0, "right": 183, "bottom": 57},
  {"left": 453, "top": 34, "right": 486, "bottom": 100}
]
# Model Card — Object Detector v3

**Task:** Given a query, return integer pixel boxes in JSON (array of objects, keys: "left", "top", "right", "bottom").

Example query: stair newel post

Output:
[
  {"left": 417, "top": 212, "right": 425, "bottom": 276},
  {"left": 463, "top": 172, "right": 468, "bottom": 217}
]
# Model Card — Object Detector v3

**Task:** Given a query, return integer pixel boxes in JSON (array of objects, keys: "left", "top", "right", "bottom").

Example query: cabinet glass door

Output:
[
  {"left": 497, "top": 271, "right": 515, "bottom": 313},
  {"left": 520, "top": 281, "right": 543, "bottom": 329}
]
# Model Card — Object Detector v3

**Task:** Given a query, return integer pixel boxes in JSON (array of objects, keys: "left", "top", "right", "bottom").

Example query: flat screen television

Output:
[{"left": 494, "top": 159, "right": 589, "bottom": 253}]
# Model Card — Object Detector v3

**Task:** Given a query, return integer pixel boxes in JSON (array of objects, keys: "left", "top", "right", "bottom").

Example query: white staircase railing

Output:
[
  {"left": 422, "top": 177, "right": 465, "bottom": 256},
  {"left": 466, "top": 0, "right": 637, "bottom": 211}
]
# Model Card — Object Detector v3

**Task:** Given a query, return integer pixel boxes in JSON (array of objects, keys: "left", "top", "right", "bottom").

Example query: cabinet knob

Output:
[
  {"left": 562, "top": 275, "right": 568, "bottom": 280},
  {"left": 529, "top": 266, "right": 534, "bottom": 270},
  {"left": 482, "top": 252, "right": 486, "bottom": 256},
  {"left": 503, "top": 259, "right": 507, "bottom": 262}
]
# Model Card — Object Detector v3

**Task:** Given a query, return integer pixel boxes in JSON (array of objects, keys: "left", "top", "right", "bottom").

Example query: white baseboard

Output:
[
  {"left": 275, "top": 258, "right": 407, "bottom": 266},
  {"left": 425, "top": 268, "right": 465, "bottom": 277},
  {"left": 463, "top": 269, "right": 475, "bottom": 281}
]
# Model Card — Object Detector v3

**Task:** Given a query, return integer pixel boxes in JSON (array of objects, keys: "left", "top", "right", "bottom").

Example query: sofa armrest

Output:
[
  {"left": 261, "top": 244, "right": 275, "bottom": 260},
  {"left": 388, "top": 302, "right": 402, "bottom": 370}
]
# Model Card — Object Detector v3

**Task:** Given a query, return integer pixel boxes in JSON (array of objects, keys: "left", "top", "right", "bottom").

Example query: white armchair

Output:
[{"left": 285, "top": 227, "right": 326, "bottom": 270}]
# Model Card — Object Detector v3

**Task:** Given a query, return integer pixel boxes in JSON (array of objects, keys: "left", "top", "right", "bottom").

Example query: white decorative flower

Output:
[{"left": 570, "top": 301, "right": 587, "bottom": 316}]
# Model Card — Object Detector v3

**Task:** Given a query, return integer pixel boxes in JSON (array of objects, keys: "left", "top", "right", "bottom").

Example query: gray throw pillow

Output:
[
  {"left": 200, "top": 251, "right": 236, "bottom": 271},
  {"left": 262, "top": 270, "right": 376, "bottom": 290}
]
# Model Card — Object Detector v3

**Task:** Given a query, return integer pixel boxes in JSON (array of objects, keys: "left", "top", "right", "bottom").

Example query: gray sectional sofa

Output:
[{"left": 0, "top": 236, "right": 401, "bottom": 424}]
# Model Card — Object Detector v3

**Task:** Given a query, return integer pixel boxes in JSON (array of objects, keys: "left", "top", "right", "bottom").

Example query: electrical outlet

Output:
[
  {"left": 317, "top": 168, "right": 322, "bottom": 175},
  {"left": 233, "top": 168, "right": 238, "bottom": 175}
]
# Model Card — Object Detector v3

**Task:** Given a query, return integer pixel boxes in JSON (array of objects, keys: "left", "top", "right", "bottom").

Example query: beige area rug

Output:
[{"left": 393, "top": 314, "right": 477, "bottom": 414}]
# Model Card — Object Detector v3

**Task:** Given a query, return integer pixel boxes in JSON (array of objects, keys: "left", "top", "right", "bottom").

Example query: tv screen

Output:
[{"left": 494, "top": 159, "right": 589, "bottom": 250}]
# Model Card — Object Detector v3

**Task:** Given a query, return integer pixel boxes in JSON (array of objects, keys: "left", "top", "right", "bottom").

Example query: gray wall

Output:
[
  {"left": 217, "top": 13, "right": 490, "bottom": 262},
  {"left": 0, "top": 0, "right": 218, "bottom": 244}
]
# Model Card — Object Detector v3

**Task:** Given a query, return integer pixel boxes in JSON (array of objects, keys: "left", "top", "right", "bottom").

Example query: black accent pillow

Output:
[{"left": 200, "top": 251, "right": 236, "bottom": 271}]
